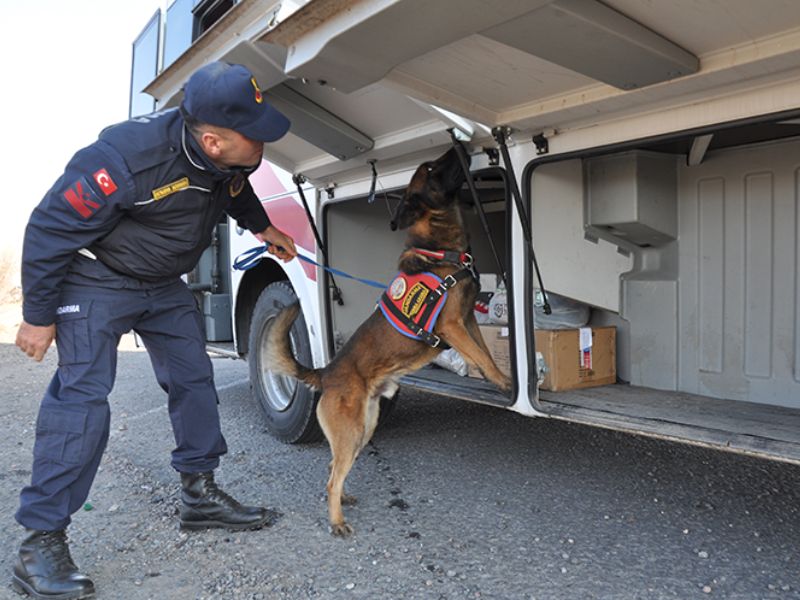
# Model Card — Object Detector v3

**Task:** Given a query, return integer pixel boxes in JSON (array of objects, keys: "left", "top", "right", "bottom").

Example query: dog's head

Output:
[{"left": 390, "top": 147, "right": 469, "bottom": 231}]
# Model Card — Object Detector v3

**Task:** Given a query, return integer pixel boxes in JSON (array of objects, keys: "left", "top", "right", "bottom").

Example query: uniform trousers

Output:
[{"left": 16, "top": 278, "right": 227, "bottom": 531}]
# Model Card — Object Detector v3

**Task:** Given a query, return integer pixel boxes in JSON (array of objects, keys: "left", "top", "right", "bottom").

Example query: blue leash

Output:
[{"left": 233, "top": 243, "right": 386, "bottom": 290}]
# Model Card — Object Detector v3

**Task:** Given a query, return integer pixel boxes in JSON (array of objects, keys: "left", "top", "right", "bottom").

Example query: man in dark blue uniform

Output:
[{"left": 13, "top": 62, "right": 298, "bottom": 599}]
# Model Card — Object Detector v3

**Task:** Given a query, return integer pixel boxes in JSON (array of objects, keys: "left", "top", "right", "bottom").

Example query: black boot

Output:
[
  {"left": 12, "top": 529, "right": 95, "bottom": 599},
  {"left": 179, "top": 471, "right": 278, "bottom": 531}
]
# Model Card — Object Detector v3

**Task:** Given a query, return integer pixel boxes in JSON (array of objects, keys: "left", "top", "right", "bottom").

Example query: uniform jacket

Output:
[{"left": 22, "top": 108, "right": 271, "bottom": 326}]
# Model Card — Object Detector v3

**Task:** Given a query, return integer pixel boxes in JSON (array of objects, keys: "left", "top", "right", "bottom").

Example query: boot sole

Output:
[
  {"left": 179, "top": 507, "right": 282, "bottom": 531},
  {"left": 179, "top": 516, "right": 272, "bottom": 531},
  {"left": 11, "top": 575, "right": 95, "bottom": 600}
]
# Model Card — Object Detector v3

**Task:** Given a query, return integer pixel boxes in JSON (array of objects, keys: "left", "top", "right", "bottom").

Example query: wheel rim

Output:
[{"left": 258, "top": 315, "right": 299, "bottom": 412}]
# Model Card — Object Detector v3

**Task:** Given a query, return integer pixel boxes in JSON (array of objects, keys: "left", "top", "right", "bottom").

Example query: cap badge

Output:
[{"left": 250, "top": 77, "right": 263, "bottom": 104}]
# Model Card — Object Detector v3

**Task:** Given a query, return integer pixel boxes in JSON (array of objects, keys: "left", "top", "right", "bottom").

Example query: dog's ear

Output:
[{"left": 390, "top": 191, "right": 427, "bottom": 230}]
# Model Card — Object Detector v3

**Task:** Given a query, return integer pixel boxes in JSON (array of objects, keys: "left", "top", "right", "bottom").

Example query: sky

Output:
[{"left": 0, "top": 0, "right": 165, "bottom": 286}]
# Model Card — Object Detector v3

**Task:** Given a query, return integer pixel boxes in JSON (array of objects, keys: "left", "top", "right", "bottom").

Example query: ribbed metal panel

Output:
[
  {"left": 697, "top": 178, "right": 725, "bottom": 374},
  {"left": 744, "top": 173, "right": 774, "bottom": 379}
]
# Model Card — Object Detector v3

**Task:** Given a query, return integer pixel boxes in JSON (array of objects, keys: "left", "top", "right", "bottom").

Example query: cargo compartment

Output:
[
  {"left": 528, "top": 128, "right": 800, "bottom": 462},
  {"left": 323, "top": 167, "right": 513, "bottom": 406}
]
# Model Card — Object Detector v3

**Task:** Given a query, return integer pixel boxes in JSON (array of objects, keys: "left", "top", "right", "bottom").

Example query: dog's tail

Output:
[{"left": 265, "top": 303, "right": 322, "bottom": 390}]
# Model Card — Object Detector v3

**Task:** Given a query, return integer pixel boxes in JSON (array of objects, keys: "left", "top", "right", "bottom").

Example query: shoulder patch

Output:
[
  {"left": 62, "top": 177, "right": 103, "bottom": 219},
  {"left": 93, "top": 169, "right": 117, "bottom": 196}
]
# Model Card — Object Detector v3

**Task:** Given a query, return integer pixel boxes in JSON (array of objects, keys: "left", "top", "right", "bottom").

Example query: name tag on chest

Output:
[{"left": 152, "top": 177, "right": 190, "bottom": 201}]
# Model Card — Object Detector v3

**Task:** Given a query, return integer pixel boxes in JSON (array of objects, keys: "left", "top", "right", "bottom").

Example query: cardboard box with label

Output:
[
  {"left": 535, "top": 327, "right": 616, "bottom": 391},
  {"left": 468, "top": 325, "right": 616, "bottom": 392}
]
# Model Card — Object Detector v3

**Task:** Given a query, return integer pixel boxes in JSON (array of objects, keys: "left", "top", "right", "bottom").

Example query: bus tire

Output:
[{"left": 248, "top": 281, "right": 322, "bottom": 444}]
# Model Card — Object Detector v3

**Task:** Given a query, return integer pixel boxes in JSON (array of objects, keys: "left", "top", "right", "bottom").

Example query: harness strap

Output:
[
  {"left": 424, "top": 267, "right": 474, "bottom": 303},
  {"left": 379, "top": 291, "right": 450, "bottom": 349}
]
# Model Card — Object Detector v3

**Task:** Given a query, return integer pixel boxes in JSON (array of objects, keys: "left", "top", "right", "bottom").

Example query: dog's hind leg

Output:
[
  {"left": 327, "top": 459, "right": 358, "bottom": 506},
  {"left": 317, "top": 389, "right": 367, "bottom": 537},
  {"left": 334, "top": 389, "right": 385, "bottom": 509}
]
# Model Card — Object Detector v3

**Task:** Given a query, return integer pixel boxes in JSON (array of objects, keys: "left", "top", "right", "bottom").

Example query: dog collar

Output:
[{"left": 410, "top": 247, "right": 473, "bottom": 267}]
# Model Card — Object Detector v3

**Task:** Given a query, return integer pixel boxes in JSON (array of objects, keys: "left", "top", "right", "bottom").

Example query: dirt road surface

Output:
[{"left": 1, "top": 314, "right": 799, "bottom": 599}]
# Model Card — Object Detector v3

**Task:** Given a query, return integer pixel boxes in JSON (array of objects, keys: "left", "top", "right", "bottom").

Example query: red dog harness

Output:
[{"left": 377, "top": 248, "right": 476, "bottom": 348}]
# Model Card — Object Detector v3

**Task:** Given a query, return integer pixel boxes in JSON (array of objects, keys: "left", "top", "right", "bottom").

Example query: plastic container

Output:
[
  {"left": 432, "top": 347, "right": 468, "bottom": 376},
  {"left": 487, "top": 282, "right": 508, "bottom": 324},
  {"left": 534, "top": 289, "right": 591, "bottom": 330}
]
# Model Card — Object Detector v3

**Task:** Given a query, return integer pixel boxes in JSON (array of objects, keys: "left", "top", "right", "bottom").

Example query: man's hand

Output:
[
  {"left": 255, "top": 225, "right": 298, "bottom": 263},
  {"left": 16, "top": 321, "right": 56, "bottom": 362}
]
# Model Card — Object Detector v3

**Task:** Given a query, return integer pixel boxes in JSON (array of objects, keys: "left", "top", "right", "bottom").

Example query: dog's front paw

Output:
[
  {"left": 498, "top": 376, "right": 512, "bottom": 393},
  {"left": 330, "top": 522, "right": 354, "bottom": 537}
]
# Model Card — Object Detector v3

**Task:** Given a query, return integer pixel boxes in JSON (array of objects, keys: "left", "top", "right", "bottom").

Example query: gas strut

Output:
[
  {"left": 448, "top": 129, "right": 508, "bottom": 288},
  {"left": 292, "top": 174, "right": 344, "bottom": 305},
  {"left": 491, "top": 126, "right": 551, "bottom": 314}
]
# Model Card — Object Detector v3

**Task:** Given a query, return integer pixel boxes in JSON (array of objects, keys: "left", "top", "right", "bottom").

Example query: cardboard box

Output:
[
  {"left": 467, "top": 324, "right": 511, "bottom": 378},
  {"left": 535, "top": 327, "right": 616, "bottom": 391},
  {"left": 466, "top": 325, "right": 616, "bottom": 392}
]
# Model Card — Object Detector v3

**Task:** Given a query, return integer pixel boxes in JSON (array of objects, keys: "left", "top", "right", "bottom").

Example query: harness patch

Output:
[
  {"left": 378, "top": 272, "right": 447, "bottom": 342},
  {"left": 389, "top": 276, "right": 406, "bottom": 299},
  {"left": 402, "top": 282, "right": 429, "bottom": 318},
  {"left": 152, "top": 177, "right": 189, "bottom": 201}
]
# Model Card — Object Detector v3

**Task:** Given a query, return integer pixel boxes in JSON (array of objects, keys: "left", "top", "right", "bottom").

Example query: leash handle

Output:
[{"left": 232, "top": 243, "right": 274, "bottom": 271}]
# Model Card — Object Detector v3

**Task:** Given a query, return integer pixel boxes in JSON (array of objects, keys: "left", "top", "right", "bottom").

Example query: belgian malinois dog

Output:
[{"left": 266, "top": 147, "right": 511, "bottom": 536}]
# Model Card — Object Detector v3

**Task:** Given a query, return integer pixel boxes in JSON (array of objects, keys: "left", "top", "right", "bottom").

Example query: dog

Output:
[{"left": 266, "top": 147, "right": 511, "bottom": 536}]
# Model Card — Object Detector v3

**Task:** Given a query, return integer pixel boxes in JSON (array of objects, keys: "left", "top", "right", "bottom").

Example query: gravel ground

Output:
[{"left": 1, "top": 335, "right": 800, "bottom": 599}]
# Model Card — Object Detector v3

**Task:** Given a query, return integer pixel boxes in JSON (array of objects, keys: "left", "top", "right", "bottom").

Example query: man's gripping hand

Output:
[
  {"left": 16, "top": 321, "right": 56, "bottom": 362},
  {"left": 256, "top": 225, "right": 298, "bottom": 263}
]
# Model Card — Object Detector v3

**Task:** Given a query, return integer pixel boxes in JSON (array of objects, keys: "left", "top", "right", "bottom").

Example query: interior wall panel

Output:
[{"left": 678, "top": 138, "right": 800, "bottom": 407}]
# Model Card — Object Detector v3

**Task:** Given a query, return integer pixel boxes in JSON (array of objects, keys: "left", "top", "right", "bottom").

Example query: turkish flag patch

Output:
[
  {"left": 63, "top": 177, "right": 103, "bottom": 219},
  {"left": 93, "top": 168, "right": 117, "bottom": 196}
]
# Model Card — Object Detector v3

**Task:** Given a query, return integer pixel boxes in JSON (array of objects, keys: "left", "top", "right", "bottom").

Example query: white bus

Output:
[{"left": 131, "top": 0, "right": 800, "bottom": 462}]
